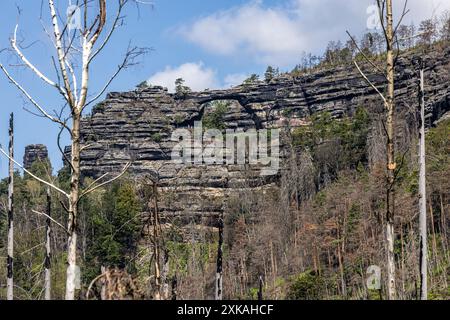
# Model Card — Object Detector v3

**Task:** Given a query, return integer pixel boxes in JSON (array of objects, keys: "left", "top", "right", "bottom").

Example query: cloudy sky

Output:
[{"left": 1, "top": 0, "right": 449, "bottom": 175}]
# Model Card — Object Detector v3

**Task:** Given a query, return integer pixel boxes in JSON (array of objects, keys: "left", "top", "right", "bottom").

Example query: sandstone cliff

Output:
[
  {"left": 76, "top": 47, "right": 450, "bottom": 220},
  {"left": 23, "top": 144, "right": 49, "bottom": 170}
]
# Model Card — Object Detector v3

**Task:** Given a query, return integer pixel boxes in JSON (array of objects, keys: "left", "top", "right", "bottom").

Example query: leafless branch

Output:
[
  {"left": 10, "top": 24, "right": 68, "bottom": 101},
  {"left": 85, "top": 46, "right": 148, "bottom": 108},
  {"left": 82, "top": 172, "right": 109, "bottom": 193},
  {"left": 0, "top": 63, "right": 71, "bottom": 132},
  {"left": 346, "top": 30, "right": 387, "bottom": 78},
  {"left": 32, "top": 210, "right": 69, "bottom": 234},
  {"left": 89, "top": 0, "right": 127, "bottom": 63},
  {"left": 80, "top": 144, "right": 93, "bottom": 152},
  {"left": 23, "top": 106, "right": 47, "bottom": 119},
  {"left": 393, "top": 0, "right": 410, "bottom": 38},
  {"left": 48, "top": 0, "right": 78, "bottom": 108},
  {"left": 79, "top": 162, "right": 131, "bottom": 199},
  {"left": 86, "top": 272, "right": 107, "bottom": 299},
  {"left": 353, "top": 61, "right": 387, "bottom": 105},
  {"left": 57, "top": 123, "right": 75, "bottom": 172},
  {"left": 377, "top": 0, "right": 388, "bottom": 42}
]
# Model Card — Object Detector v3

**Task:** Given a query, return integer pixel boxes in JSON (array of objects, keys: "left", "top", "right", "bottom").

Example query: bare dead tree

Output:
[
  {"left": 161, "top": 249, "right": 170, "bottom": 300},
  {"left": 0, "top": 0, "right": 147, "bottom": 300},
  {"left": 215, "top": 217, "right": 224, "bottom": 300},
  {"left": 171, "top": 275, "right": 178, "bottom": 300},
  {"left": 140, "top": 167, "right": 170, "bottom": 300},
  {"left": 7, "top": 113, "right": 14, "bottom": 300},
  {"left": 44, "top": 187, "right": 52, "bottom": 300},
  {"left": 418, "top": 60, "right": 427, "bottom": 300},
  {"left": 347, "top": 0, "right": 410, "bottom": 300},
  {"left": 258, "top": 276, "right": 263, "bottom": 300},
  {"left": 151, "top": 181, "right": 162, "bottom": 300}
]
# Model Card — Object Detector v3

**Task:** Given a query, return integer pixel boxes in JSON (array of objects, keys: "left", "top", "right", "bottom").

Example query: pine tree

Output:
[
  {"left": 86, "top": 182, "right": 142, "bottom": 279},
  {"left": 265, "top": 66, "right": 278, "bottom": 83},
  {"left": 175, "top": 78, "right": 191, "bottom": 96}
]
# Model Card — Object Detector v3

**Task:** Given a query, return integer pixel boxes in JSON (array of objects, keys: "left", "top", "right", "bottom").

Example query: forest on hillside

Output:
[
  {"left": 0, "top": 0, "right": 449, "bottom": 301},
  {"left": 0, "top": 112, "right": 448, "bottom": 300}
]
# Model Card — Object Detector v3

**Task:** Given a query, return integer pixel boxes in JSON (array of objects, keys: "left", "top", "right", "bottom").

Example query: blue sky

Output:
[{"left": 1, "top": 0, "right": 449, "bottom": 177}]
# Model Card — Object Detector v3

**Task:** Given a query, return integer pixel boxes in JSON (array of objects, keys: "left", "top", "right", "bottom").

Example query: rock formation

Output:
[
  {"left": 72, "top": 48, "right": 450, "bottom": 220},
  {"left": 23, "top": 144, "right": 49, "bottom": 170}
]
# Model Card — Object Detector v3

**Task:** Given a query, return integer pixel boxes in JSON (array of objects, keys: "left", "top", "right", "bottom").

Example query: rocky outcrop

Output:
[
  {"left": 23, "top": 144, "right": 49, "bottom": 170},
  {"left": 77, "top": 47, "right": 450, "bottom": 220}
]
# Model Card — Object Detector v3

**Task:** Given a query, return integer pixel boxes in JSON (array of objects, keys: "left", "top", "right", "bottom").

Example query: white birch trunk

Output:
[
  {"left": 65, "top": 114, "right": 81, "bottom": 300},
  {"left": 419, "top": 66, "right": 428, "bottom": 300},
  {"left": 385, "top": 0, "right": 397, "bottom": 300}
]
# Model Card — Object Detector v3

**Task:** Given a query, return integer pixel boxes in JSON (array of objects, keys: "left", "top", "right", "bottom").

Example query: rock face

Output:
[
  {"left": 23, "top": 144, "right": 49, "bottom": 170},
  {"left": 78, "top": 48, "right": 450, "bottom": 220}
]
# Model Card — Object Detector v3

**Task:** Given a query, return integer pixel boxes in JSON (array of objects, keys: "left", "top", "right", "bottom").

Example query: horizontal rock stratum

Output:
[
  {"left": 23, "top": 144, "right": 49, "bottom": 171},
  {"left": 75, "top": 48, "right": 450, "bottom": 220}
]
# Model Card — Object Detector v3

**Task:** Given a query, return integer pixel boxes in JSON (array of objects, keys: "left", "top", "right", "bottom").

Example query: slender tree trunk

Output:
[
  {"left": 385, "top": 0, "right": 397, "bottom": 300},
  {"left": 258, "top": 276, "right": 263, "bottom": 300},
  {"left": 215, "top": 217, "right": 224, "bottom": 300},
  {"left": 312, "top": 246, "right": 318, "bottom": 274},
  {"left": 270, "top": 240, "right": 276, "bottom": 281},
  {"left": 439, "top": 194, "right": 449, "bottom": 271},
  {"left": 337, "top": 246, "right": 347, "bottom": 298},
  {"left": 439, "top": 194, "right": 448, "bottom": 254},
  {"left": 152, "top": 182, "right": 162, "bottom": 300},
  {"left": 418, "top": 66, "right": 428, "bottom": 300},
  {"left": 161, "top": 250, "right": 170, "bottom": 300},
  {"left": 427, "top": 199, "right": 436, "bottom": 290},
  {"left": 66, "top": 113, "right": 81, "bottom": 300},
  {"left": 313, "top": 244, "right": 321, "bottom": 276},
  {"left": 428, "top": 198, "right": 438, "bottom": 280},
  {"left": 1, "top": 0, "right": 128, "bottom": 301},
  {"left": 340, "top": 209, "right": 348, "bottom": 298},
  {"left": 7, "top": 113, "right": 14, "bottom": 301},
  {"left": 100, "top": 266, "right": 107, "bottom": 300},
  {"left": 400, "top": 223, "right": 406, "bottom": 299},
  {"left": 171, "top": 275, "right": 178, "bottom": 300},
  {"left": 45, "top": 187, "right": 52, "bottom": 300}
]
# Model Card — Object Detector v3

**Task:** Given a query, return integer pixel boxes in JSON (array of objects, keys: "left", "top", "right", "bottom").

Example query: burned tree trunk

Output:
[
  {"left": 161, "top": 249, "right": 170, "bottom": 300},
  {"left": 0, "top": 0, "right": 142, "bottom": 300},
  {"left": 171, "top": 275, "right": 178, "bottom": 300},
  {"left": 215, "top": 217, "right": 224, "bottom": 300},
  {"left": 7, "top": 112, "right": 14, "bottom": 300},
  {"left": 258, "top": 276, "right": 263, "bottom": 301},
  {"left": 44, "top": 187, "right": 52, "bottom": 300}
]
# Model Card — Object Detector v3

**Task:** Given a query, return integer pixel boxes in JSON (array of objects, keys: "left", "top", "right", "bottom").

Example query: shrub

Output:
[
  {"left": 151, "top": 133, "right": 162, "bottom": 143},
  {"left": 286, "top": 270, "right": 325, "bottom": 300},
  {"left": 203, "top": 101, "right": 229, "bottom": 130}
]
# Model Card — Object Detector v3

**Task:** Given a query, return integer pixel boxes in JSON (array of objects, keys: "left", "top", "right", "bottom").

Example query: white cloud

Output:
[
  {"left": 223, "top": 73, "right": 248, "bottom": 88},
  {"left": 151, "top": 1, "right": 450, "bottom": 91},
  {"left": 147, "top": 62, "right": 218, "bottom": 92},
  {"left": 176, "top": 0, "right": 450, "bottom": 66},
  {"left": 177, "top": 1, "right": 307, "bottom": 66},
  {"left": 147, "top": 62, "right": 248, "bottom": 92}
]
